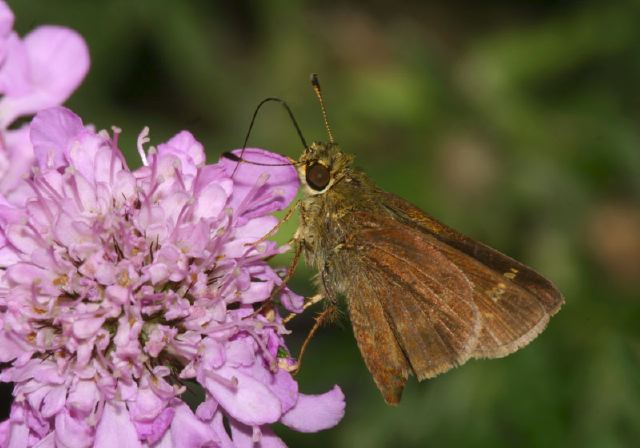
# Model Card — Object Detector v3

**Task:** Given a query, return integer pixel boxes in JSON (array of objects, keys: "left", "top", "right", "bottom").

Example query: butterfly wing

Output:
[
  {"left": 339, "top": 212, "right": 481, "bottom": 403},
  {"left": 347, "top": 281, "right": 411, "bottom": 405},
  {"left": 377, "top": 190, "right": 564, "bottom": 359}
]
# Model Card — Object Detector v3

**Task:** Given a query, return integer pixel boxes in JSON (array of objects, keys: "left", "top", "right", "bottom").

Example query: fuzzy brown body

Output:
[{"left": 295, "top": 142, "right": 564, "bottom": 405}]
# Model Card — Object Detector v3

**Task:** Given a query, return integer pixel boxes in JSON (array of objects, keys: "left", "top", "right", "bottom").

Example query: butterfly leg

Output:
[
  {"left": 289, "top": 260, "right": 342, "bottom": 373},
  {"left": 292, "top": 303, "right": 337, "bottom": 375},
  {"left": 283, "top": 293, "right": 325, "bottom": 323},
  {"left": 266, "top": 200, "right": 316, "bottom": 303},
  {"left": 245, "top": 200, "right": 301, "bottom": 248},
  {"left": 268, "top": 239, "right": 302, "bottom": 304},
  {"left": 250, "top": 241, "right": 302, "bottom": 321}
]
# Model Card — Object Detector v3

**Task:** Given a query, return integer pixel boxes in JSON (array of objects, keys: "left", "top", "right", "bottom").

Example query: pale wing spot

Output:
[{"left": 486, "top": 282, "right": 507, "bottom": 303}]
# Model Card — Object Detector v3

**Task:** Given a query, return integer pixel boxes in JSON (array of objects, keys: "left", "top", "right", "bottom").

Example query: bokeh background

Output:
[{"left": 6, "top": 1, "right": 640, "bottom": 447}]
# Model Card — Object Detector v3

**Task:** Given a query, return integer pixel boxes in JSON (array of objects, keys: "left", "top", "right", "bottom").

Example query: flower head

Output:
[
  {"left": 0, "top": 107, "right": 345, "bottom": 447},
  {"left": 0, "top": 0, "right": 89, "bottom": 203}
]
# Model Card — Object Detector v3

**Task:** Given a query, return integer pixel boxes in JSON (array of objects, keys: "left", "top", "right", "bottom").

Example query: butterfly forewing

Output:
[
  {"left": 377, "top": 190, "right": 564, "bottom": 358},
  {"left": 352, "top": 217, "right": 481, "bottom": 370},
  {"left": 337, "top": 212, "right": 482, "bottom": 404}
]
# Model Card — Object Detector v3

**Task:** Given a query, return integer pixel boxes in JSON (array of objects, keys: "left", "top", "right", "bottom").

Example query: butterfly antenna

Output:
[
  {"left": 310, "top": 74, "right": 335, "bottom": 144},
  {"left": 229, "top": 97, "right": 307, "bottom": 176}
]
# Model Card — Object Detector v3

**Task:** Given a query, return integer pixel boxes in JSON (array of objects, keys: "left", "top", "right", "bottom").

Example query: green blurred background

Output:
[{"left": 10, "top": 1, "right": 640, "bottom": 446}]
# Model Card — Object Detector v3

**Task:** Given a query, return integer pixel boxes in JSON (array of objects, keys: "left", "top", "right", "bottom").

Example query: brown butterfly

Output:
[
  {"left": 291, "top": 76, "right": 563, "bottom": 405},
  {"left": 229, "top": 75, "right": 564, "bottom": 405}
]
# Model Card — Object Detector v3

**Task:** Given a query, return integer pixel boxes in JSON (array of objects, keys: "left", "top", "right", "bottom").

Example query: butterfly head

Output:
[{"left": 298, "top": 142, "right": 354, "bottom": 195}]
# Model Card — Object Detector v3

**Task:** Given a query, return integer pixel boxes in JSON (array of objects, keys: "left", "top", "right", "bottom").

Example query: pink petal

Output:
[
  {"left": 0, "top": 1, "right": 14, "bottom": 39},
  {"left": 0, "top": 125, "right": 33, "bottom": 197},
  {"left": 229, "top": 419, "right": 255, "bottom": 448},
  {"left": 194, "top": 398, "right": 217, "bottom": 421},
  {"left": 112, "top": 171, "right": 136, "bottom": 203},
  {"left": 279, "top": 287, "right": 304, "bottom": 313},
  {"left": 54, "top": 409, "right": 93, "bottom": 448},
  {"left": 129, "top": 387, "right": 165, "bottom": 421},
  {"left": 168, "top": 403, "right": 217, "bottom": 448},
  {"left": 242, "top": 279, "right": 274, "bottom": 303},
  {"left": 219, "top": 148, "right": 299, "bottom": 218},
  {"left": 0, "top": 330, "right": 28, "bottom": 362},
  {"left": 193, "top": 182, "right": 228, "bottom": 220},
  {"left": 5, "top": 224, "right": 41, "bottom": 256},
  {"left": 94, "top": 401, "right": 142, "bottom": 448},
  {"left": 281, "top": 385, "right": 345, "bottom": 433},
  {"left": 210, "top": 411, "right": 235, "bottom": 448},
  {"left": 132, "top": 406, "right": 174, "bottom": 445},
  {"left": 67, "top": 133, "right": 110, "bottom": 183},
  {"left": 71, "top": 317, "right": 105, "bottom": 339},
  {"left": 257, "top": 427, "right": 287, "bottom": 448},
  {"left": 53, "top": 213, "right": 89, "bottom": 249},
  {"left": 67, "top": 171, "right": 98, "bottom": 212},
  {"left": 6, "top": 263, "right": 50, "bottom": 285},
  {"left": 31, "top": 107, "right": 84, "bottom": 169},
  {"left": 225, "top": 339, "right": 255, "bottom": 367},
  {"left": 0, "top": 246, "right": 20, "bottom": 268},
  {"left": 157, "top": 131, "right": 205, "bottom": 177},
  {"left": 105, "top": 284, "right": 129, "bottom": 304},
  {"left": 0, "top": 33, "right": 28, "bottom": 99},
  {"left": 204, "top": 367, "right": 282, "bottom": 426},
  {"left": 33, "top": 433, "right": 55, "bottom": 448},
  {"left": 230, "top": 421, "right": 286, "bottom": 448},
  {"left": 4, "top": 420, "right": 28, "bottom": 448},
  {"left": 0, "top": 26, "right": 89, "bottom": 126},
  {"left": 152, "top": 432, "right": 173, "bottom": 448},
  {"left": 233, "top": 216, "right": 279, "bottom": 242},
  {"left": 67, "top": 380, "right": 99, "bottom": 415},
  {"left": 268, "top": 370, "right": 298, "bottom": 414},
  {"left": 193, "top": 164, "right": 232, "bottom": 196},
  {"left": 41, "top": 385, "right": 66, "bottom": 417}
]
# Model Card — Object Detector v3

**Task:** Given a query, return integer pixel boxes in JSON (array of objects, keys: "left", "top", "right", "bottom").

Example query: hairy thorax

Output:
[{"left": 297, "top": 170, "right": 381, "bottom": 298}]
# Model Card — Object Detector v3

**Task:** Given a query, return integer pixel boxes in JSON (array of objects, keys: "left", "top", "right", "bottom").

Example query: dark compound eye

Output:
[{"left": 305, "top": 163, "right": 331, "bottom": 191}]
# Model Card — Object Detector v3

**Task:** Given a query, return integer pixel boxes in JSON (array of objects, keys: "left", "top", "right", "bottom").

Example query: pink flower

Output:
[
  {"left": 0, "top": 0, "right": 89, "bottom": 203},
  {"left": 0, "top": 107, "right": 345, "bottom": 447}
]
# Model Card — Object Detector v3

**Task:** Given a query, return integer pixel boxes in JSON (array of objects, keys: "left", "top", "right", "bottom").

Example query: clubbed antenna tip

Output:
[{"left": 310, "top": 74, "right": 335, "bottom": 144}]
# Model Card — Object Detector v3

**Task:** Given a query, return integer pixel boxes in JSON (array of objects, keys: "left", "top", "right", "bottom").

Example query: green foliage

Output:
[{"left": 14, "top": 0, "right": 640, "bottom": 446}]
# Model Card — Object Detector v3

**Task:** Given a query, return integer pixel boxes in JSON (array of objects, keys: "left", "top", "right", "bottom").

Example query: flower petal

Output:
[
  {"left": 41, "top": 385, "right": 66, "bottom": 417},
  {"left": 0, "top": 125, "right": 33, "bottom": 198},
  {"left": 0, "top": 1, "right": 14, "bottom": 39},
  {"left": 33, "top": 433, "right": 55, "bottom": 448},
  {"left": 129, "top": 387, "right": 165, "bottom": 421},
  {"left": 193, "top": 182, "right": 228, "bottom": 220},
  {"left": 157, "top": 130, "right": 205, "bottom": 178},
  {"left": 132, "top": 406, "right": 174, "bottom": 445},
  {"left": 0, "top": 33, "right": 28, "bottom": 99},
  {"left": 0, "top": 330, "right": 29, "bottom": 362},
  {"left": 204, "top": 367, "right": 282, "bottom": 426},
  {"left": 268, "top": 369, "right": 298, "bottom": 414},
  {"left": 258, "top": 427, "right": 287, "bottom": 448},
  {"left": 31, "top": 106, "right": 84, "bottom": 169},
  {"left": 230, "top": 421, "right": 287, "bottom": 448},
  {"left": 54, "top": 409, "right": 93, "bottom": 448},
  {"left": 0, "top": 26, "right": 89, "bottom": 126},
  {"left": 66, "top": 380, "right": 99, "bottom": 415},
  {"left": 71, "top": 316, "right": 106, "bottom": 339},
  {"left": 168, "top": 403, "right": 218, "bottom": 448},
  {"left": 219, "top": 148, "right": 299, "bottom": 218},
  {"left": 281, "top": 385, "right": 345, "bottom": 433},
  {"left": 94, "top": 401, "right": 142, "bottom": 448}
]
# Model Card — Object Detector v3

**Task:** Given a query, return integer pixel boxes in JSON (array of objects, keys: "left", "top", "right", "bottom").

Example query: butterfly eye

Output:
[{"left": 306, "top": 163, "right": 331, "bottom": 191}]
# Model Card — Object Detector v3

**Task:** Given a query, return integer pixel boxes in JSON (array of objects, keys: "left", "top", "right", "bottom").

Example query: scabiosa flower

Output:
[
  {"left": 0, "top": 107, "right": 345, "bottom": 447},
  {"left": 0, "top": 0, "right": 89, "bottom": 203}
]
